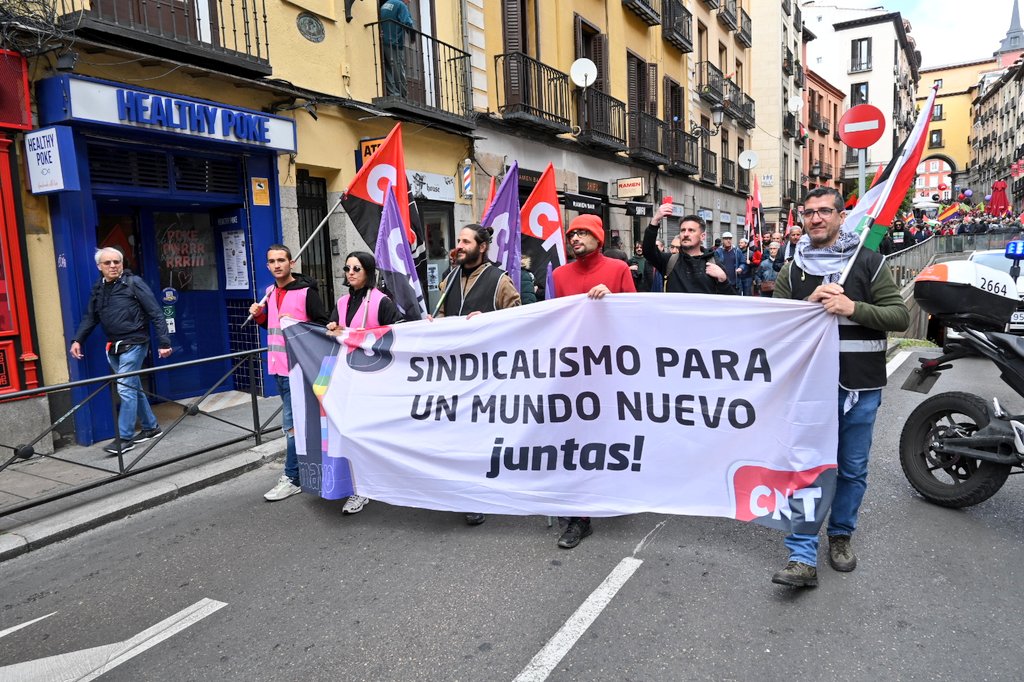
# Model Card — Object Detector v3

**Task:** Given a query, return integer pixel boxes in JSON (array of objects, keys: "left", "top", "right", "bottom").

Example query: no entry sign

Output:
[{"left": 838, "top": 105, "right": 885, "bottom": 149}]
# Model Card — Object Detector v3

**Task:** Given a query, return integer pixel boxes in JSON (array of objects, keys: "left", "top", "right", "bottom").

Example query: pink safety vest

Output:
[
  {"left": 266, "top": 283, "right": 309, "bottom": 376},
  {"left": 336, "top": 288, "right": 386, "bottom": 329}
]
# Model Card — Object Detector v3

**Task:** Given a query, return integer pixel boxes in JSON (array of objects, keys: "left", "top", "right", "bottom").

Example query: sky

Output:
[{"left": 807, "top": 0, "right": 1019, "bottom": 69}]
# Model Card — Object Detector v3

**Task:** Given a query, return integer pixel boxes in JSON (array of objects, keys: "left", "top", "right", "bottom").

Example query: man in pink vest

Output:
[{"left": 250, "top": 244, "right": 330, "bottom": 501}]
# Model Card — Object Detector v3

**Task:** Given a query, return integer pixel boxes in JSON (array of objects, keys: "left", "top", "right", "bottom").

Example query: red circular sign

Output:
[{"left": 838, "top": 104, "right": 886, "bottom": 149}]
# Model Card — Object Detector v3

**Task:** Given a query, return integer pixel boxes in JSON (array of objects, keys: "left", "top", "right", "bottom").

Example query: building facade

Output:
[{"left": 804, "top": 68, "right": 846, "bottom": 197}]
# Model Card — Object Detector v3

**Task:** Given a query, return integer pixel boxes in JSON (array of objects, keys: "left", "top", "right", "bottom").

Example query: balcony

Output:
[
  {"left": 809, "top": 109, "right": 822, "bottom": 131},
  {"left": 738, "top": 93, "right": 755, "bottom": 129},
  {"left": 628, "top": 111, "right": 670, "bottom": 166},
  {"left": 794, "top": 5, "right": 802, "bottom": 32},
  {"left": 782, "top": 0, "right": 791, "bottom": 16},
  {"left": 662, "top": 0, "right": 693, "bottom": 53},
  {"left": 782, "top": 47, "right": 794, "bottom": 76},
  {"left": 820, "top": 116, "right": 831, "bottom": 135},
  {"left": 56, "top": 0, "right": 271, "bottom": 76},
  {"left": 783, "top": 111, "right": 798, "bottom": 138},
  {"left": 576, "top": 89, "right": 628, "bottom": 151},
  {"left": 623, "top": 0, "right": 661, "bottom": 26},
  {"left": 820, "top": 162, "right": 833, "bottom": 180},
  {"left": 795, "top": 61, "right": 805, "bottom": 89},
  {"left": 722, "top": 158, "right": 736, "bottom": 189},
  {"left": 811, "top": 162, "right": 821, "bottom": 177},
  {"left": 666, "top": 129, "right": 699, "bottom": 175},
  {"left": 738, "top": 166, "right": 750, "bottom": 193},
  {"left": 722, "top": 79, "right": 742, "bottom": 120},
  {"left": 849, "top": 59, "right": 872, "bottom": 74},
  {"left": 783, "top": 180, "right": 798, "bottom": 204},
  {"left": 696, "top": 61, "right": 724, "bottom": 104},
  {"left": 737, "top": 9, "right": 752, "bottom": 47},
  {"left": 368, "top": 21, "right": 473, "bottom": 129},
  {"left": 701, "top": 147, "right": 718, "bottom": 184},
  {"left": 718, "top": 0, "right": 738, "bottom": 31},
  {"left": 494, "top": 52, "right": 572, "bottom": 134},
  {"left": 703, "top": 0, "right": 720, "bottom": 7}
]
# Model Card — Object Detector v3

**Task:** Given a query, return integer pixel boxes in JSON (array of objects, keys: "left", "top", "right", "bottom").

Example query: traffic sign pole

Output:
[{"left": 858, "top": 149, "right": 866, "bottom": 200}]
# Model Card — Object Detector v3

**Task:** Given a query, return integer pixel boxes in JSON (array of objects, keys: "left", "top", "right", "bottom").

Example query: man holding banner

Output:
[
  {"left": 770, "top": 188, "right": 909, "bottom": 587},
  {"left": 437, "top": 223, "right": 520, "bottom": 524}
]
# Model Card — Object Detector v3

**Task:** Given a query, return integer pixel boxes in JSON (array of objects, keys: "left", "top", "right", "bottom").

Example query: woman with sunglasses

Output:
[{"left": 325, "top": 251, "right": 400, "bottom": 515}]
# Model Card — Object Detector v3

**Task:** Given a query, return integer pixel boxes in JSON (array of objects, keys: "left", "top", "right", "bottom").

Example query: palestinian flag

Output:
[{"left": 520, "top": 163, "right": 565, "bottom": 298}]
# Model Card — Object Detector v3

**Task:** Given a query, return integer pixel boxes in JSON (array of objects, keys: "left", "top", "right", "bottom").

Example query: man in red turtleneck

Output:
[
  {"left": 549, "top": 214, "right": 635, "bottom": 550},
  {"left": 551, "top": 214, "right": 635, "bottom": 300}
]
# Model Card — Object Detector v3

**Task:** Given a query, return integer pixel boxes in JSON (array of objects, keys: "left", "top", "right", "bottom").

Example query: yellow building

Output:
[{"left": 916, "top": 59, "right": 996, "bottom": 189}]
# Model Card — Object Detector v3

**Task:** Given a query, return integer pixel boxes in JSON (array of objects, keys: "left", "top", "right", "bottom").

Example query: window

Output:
[
  {"left": 851, "top": 38, "right": 871, "bottom": 72},
  {"left": 721, "top": 128, "right": 730, "bottom": 161},
  {"left": 663, "top": 76, "right": 685, "bottom": 128},
  {"left": 933, "top": 103, "right": 944, "bottom": 121},
  {"left": 916, "top": 177, "right": 924, "bottom": 188},
  {"left": 851, "top": 82, "right": 869, "bottom": 106},
  {"left": 929, "top": 130, "right": 943, "bottom": 148},
  {"left": 574, "top": 15, "right": 607, "bottom": 91},
  {"left": 933, "top": 78, "right": 943, "bottom": 88},
  {"left": 626, "top": 52, "right": 656, "bottom": 114},
  {"left": 930, "top": 160, "right": 939, "bottom": 172}
]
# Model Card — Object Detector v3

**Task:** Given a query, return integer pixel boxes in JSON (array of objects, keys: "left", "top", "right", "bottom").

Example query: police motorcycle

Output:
[{"left": 899, "top": 241, "right": 1024, "bottom": 507}]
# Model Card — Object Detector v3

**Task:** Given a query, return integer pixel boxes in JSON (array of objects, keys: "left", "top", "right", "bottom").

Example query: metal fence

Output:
[
  {"left": 0, "top": 348, "right": 280, "bottom": 517},
  {"left": 886, "top": 232, "right": 1019, "bottom": 288}
]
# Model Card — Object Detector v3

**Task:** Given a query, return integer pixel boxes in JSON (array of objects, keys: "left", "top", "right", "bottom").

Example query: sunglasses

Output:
[
  {"left": 101, "top": 260, "right": 122, "bottom": 265},
  {"left": 343, "top": 265, "right": 363, "bottom": 273}
]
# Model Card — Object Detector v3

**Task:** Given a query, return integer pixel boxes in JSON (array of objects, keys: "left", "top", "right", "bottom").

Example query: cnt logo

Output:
[
  {"left": 338, "top": 326, "right": 396, "bottom": 373},
  {"left": 729, "top": 463, "right": 836, "bottom": 532}
]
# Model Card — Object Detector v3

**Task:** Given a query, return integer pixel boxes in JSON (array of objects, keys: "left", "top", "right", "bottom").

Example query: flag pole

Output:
[{"left": 241, "top": 195, "right": 344, "bottom": 326}]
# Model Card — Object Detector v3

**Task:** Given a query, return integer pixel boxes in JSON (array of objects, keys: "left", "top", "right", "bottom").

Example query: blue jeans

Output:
[
  {"left": 784, "top": 388, "right": 882, "bottom": 566},
  {"left": 276, "top": 374, "right": 299, "bottom": 486},
  {"left": 107, "top": 344, "right": 158, "bottom": 441}
]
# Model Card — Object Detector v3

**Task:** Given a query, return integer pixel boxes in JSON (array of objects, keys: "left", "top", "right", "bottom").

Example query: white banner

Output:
[{"left": 286, "top": 294, "right": 840, "bottom": 533}]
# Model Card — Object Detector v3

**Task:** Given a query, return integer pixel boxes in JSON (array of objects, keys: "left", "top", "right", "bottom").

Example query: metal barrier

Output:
[
  {"left": 0, "top": 348, "right": 279, "bottom": 517},
  {"left": 886, "top": 233, "right": 1019, "bottom": 288}
]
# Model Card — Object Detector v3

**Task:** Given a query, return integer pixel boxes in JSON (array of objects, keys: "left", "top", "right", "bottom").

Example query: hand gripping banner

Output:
[{"left": 284, "top": 294, "right": 840, "bottom": 534}]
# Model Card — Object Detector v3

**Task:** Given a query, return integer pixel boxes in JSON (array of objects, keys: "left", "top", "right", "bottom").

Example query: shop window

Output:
[
  {"left": 155, "top": 212, "right": 219, "bottom": 290},
  {"left": 97, "top": 212, "right": 143, "bottom": 276}
]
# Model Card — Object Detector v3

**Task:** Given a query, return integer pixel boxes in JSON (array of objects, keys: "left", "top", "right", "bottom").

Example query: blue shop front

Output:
[{"left": 36, "top": 75, "right": 297, "bottom": 445}]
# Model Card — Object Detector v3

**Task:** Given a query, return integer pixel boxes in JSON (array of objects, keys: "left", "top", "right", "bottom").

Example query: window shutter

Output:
[
  {"left": 647, "top": 63, "right": 658, "bottom": 115},
  {"left": 663, "top": 76, "right": 671, "bottom": 124},
  {"left": 503, "top": 0, "right": 524, "bottom": 104},
  {"left": 627, "top": 54, "right": 639, "bottom": 112},
  {"left": 593, "top": 33, "right": 607, "bottom": 92},
  {"left": 574, "top": 15, "right": 583, "bottom": 60}
]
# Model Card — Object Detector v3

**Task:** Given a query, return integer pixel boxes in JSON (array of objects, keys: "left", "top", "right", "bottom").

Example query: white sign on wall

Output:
[{"left": 24, "top": 126, "right": 80, "bottom": 194}]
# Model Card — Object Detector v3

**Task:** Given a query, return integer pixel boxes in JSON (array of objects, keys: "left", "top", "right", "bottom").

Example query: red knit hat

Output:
[{"left": 569, "top": 214, "right": 605, "bottom": 246}]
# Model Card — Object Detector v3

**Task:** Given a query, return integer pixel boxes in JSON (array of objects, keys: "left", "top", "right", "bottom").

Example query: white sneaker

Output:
[
  {"left": 342, "top": 495, "right": 369, "bottom": 514},
  {"left": 264, "top": 475, "right": 301, "bottom": 501}
]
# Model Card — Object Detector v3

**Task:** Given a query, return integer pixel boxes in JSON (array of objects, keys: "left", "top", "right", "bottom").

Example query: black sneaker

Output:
[
  {"left": 771, "top": 561, "right": 818, "bottom": 587},
  {"left": 103, "top": 438, "right": 135, "bottom": 455},
  {"left": 557, "top": 518, "right": 593, "bottom": 549},
  {"left": 465, "top": 513, "right": 486, "bottom": 526},
  {"left": 828, "top": 535, "right": 857, "bottom": 572},
  {"left": 133, "top": 428, "right": 162, "bottom": 444}
]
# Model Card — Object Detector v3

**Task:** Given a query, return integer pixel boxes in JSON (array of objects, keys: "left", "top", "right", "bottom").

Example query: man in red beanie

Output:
[
  {"left": 551, "top": 214, "right": 635, "bottom": 300},
  {"left": 550, "top": 214, "right": 635, "bottom": 549}
]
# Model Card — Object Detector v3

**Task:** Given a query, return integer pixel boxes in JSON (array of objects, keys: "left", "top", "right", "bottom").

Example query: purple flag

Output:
[
  {"left": 480, "top": 161, "right": 522, "bottom": 289},
  {"left": 375, "top": 186, "right": 426, "bottom": 321},
  {"left": 545, "top": 260, "right": 555, "bottom": 301}
]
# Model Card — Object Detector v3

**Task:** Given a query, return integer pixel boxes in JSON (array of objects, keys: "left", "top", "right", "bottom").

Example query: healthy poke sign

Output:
[{"left": 839, "top": 104, "right": 886, "bottom": 149}]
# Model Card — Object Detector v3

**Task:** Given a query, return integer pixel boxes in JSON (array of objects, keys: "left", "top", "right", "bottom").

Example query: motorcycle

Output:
[{"left": 899, "top": 249, "right": 1024, "bottom": 508}]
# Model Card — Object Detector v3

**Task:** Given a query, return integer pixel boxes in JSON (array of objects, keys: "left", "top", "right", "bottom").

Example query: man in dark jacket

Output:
[
  {"left": 642, "top": 203, "right": 733, "bottom": 294},
  {"left": 70, "top": 247, "right": 172, "bottom": 455}
]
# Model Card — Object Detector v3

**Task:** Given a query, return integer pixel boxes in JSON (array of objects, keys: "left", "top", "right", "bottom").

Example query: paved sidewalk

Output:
[{"left": 0, "top": 395, "right": 285, "bottom": 562}]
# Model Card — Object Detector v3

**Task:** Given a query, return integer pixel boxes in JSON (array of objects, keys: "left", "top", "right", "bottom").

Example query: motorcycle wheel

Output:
[{"left": 899, "top": 391, "right": 1011, "bottom": 508}]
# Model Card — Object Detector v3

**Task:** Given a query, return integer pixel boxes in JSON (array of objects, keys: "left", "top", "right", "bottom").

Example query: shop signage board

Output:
[
  {"left": 616, "top": 177, "right": 646, "bottom": 198},
  {"left": 24, "top": 126, "right": 80, "bottom": 194},
  {"left": 625, "top": 201, "right": 652, "bottom": 217},
  {"left": 564, "top": 192, "right": 602, "bottom": 214}
]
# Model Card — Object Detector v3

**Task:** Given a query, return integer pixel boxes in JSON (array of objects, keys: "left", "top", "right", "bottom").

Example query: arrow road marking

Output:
[
  {"left": 845, "top": 120, "right": 880, "bottom": 133},
  {"left": 0, "top": 598, "right": 227, "bottom": 681}
]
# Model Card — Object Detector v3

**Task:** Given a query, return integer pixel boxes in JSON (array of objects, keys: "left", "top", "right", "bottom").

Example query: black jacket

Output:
[
  {"left": 642, "top": 223, "right": 735, "bottom": 295},
  {"left": 74, "top": 270, "right": 171, "bottom": 348}
]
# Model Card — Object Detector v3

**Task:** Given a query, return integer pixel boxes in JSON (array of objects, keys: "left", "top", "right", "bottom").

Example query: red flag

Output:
[
  {"left": 482, "top": 175, "right": 497, "bottom": 218},
  {"left": 868, "top": 162, "right": 885, "bottom": 189},
  {"left": 787, "top": 207, "right": 795, "bottom": 229},
  {"left": 342, "top": 123, "right": 416, "bottom": 246},
  {"left": 519, "top": 163, "right": 565, "bottom": 288},
  {"left": 744, "top": 196, "right": 754, "bottom": 239},
  {"left": 751, "top": 174, "right": 763, "bottom": 240}
]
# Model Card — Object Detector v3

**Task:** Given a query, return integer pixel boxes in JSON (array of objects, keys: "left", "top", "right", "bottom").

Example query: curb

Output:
[{"left": 0, "top": 439, "right": 284, "bottom": 563}]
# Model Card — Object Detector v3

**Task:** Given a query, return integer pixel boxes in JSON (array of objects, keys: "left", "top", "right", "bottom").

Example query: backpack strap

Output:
[{"left": 663, "top": 254, "right": 679, "bottom": 292}]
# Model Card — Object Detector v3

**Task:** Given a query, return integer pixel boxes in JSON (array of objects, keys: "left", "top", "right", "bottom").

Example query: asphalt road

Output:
[{"left": 3, "top": 350, "right": 1024, "bottom": 681}]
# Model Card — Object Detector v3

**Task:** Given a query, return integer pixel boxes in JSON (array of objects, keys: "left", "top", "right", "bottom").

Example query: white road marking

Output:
[
  {"left": 0, "top": 598, "right": 226, "bottom": 681},
  {"left": 844, "top": 120, "right": 880, "bottom": 132},
  {"left": 514, "top": 557, "right": 643, "bottom": 682},
  {"left": 0, "top": 612, "right": 56, "bottom": 639},
  {"left": 886, "top": 350, "right": 912, "bottom": 377}
]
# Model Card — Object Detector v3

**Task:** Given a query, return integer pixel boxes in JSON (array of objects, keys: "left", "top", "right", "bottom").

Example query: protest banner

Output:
[{"left": 285, "top": 294, "right": 839, "bottom": 534}]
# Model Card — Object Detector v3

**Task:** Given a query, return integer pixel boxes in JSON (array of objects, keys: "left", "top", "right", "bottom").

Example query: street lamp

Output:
[{"left": 690, "top": 104, "right": 725, "bottom": 137}]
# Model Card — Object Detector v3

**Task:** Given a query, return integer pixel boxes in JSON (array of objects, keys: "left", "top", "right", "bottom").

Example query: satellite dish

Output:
[
  {"left": 570, "top": 58, "right": 598, "bottom": 88},
  {"left": 787, "top": 96, "right": 804, "bottom": 113},
  {"left": 738, "top": 150, "right": 759, "bottom": 170}
]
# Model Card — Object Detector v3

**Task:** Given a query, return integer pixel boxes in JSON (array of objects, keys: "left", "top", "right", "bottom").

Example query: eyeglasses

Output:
[
  {"left": 101, "top": 260, "right": 122, "bottom": 265},
  {"left": 801, "top": 208, "right": 838, "bottom": 220},
  {"left": 343, "top": 265, "right": 363, "bottom": 273},
  {"left": 566, "top": 230, "right": 593, "bottom": 240}
]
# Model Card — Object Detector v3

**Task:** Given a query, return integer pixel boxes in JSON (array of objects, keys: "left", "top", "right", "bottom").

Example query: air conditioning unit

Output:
[{"left": 0, "top": 50, "right": 31, "bottom": 131}]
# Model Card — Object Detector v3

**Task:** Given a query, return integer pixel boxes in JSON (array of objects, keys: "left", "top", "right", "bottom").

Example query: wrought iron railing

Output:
[
  {"left": 696, "top": 61, "right": 724, "bottom": 103},
  {"left": 57, "top": 0, "right": 271, "bottom": 75},
  {"left": 738, "top": 9, "right": 752, "bottom": 46},
  {"left": 722, "top": 158, "right": 736, "bottom": 188},
  {"left": 666, "top": 128, "right": 699, "bottom": 174},
  {"left": 701, "top": 147, "right": 718, "bottom": 184},
  {"left": 628, "top": 111, "right": 669, "bottom": 164},
  {"left": 783, "top": 111, "right": 798, "bottom": 138},
  {"left": 810, "top": 109, "right": 822, "bottom": 131},
  {"left": 782, "top": 46, "right": 794, "bottom": 75},
  {"left": 718, "top": 0, "right": 737, "bottom": 30},
  {"left": 781, "top": 0, "right": 791, "bottom": 15},
  {"left": 738, "top": 166, "right": 750, "bottom": 193},
  {"left": 367, "top": 20, "right": 472, "bottom": 125},
  {"left": 495, "top": 52, "right": 572, "bottom": 132},
  {"left": 0, "top": 349, "right": 281, "bottom": 516},
  {"left": 795, "top": 61, "right": 805, "bottom": 88},
  {"left": 739, "top": 92, "right": 755, "bottom": 129},
  {"left": 623, "top": 0, "right": 661, "bottom": 26},
  {"left": 661, "top": 0, "right": 693, "bottom": 52},
  {"left": 577, "top": 88, "right": 628, "bottom": 150},
  {"left": 820, "top": 162, "right": 833, "bottom": 179},
  {"left": 794, "top": 5, "right": 802, "bottom": 31},
  {"left": 722, "top": 79, "right": 742, "bottom": 119}
]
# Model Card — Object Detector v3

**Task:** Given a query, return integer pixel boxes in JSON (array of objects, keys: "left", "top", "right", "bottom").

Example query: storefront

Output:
[{"left": 35, "top": 75, "right": 297, "bottom": 444}]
